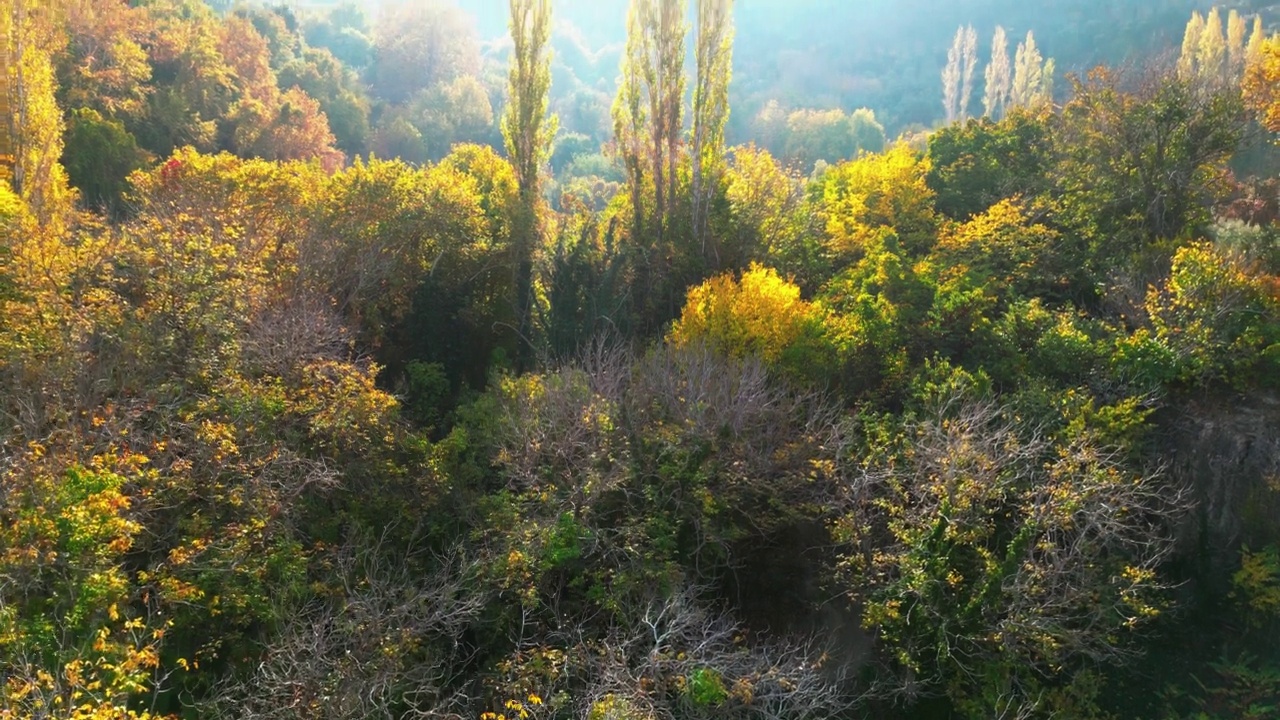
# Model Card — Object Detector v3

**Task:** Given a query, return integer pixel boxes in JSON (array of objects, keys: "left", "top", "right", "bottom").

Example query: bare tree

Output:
[
  {"left": 569, "top": 583, "right": 857, "bottom": 720},
  {"left": 206, "top": 541, "right": 486, "bottom": 720}
]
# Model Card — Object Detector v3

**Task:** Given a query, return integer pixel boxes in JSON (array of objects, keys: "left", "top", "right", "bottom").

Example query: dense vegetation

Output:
[{"left": 1, "top": 0, "right": 1279, "bottom": 719}]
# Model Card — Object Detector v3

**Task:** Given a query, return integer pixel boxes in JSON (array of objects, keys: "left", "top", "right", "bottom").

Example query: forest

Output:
[{"left": 0, "top": 0, "right": 1279, "bottom": 718}]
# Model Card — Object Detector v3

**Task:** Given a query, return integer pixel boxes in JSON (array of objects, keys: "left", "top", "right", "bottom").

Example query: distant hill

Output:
[{"left": 309, "top": 0, "right": 1280, "bottom": 134}]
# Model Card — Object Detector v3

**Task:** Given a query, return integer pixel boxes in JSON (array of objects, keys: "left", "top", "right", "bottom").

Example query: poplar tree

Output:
[
  {"left": 503, "top": 0, "right": 556, "bottom": 370},
  {"left": 613, "top": 0, "right": 650, "bottom": 243},
  {"left": 1246, "top": 16, "right": 1265, "bottom": 64},
  {"left": 959, "top": 25, "right": 978, "bottom": 122},
  {"left": 942, "top": 26, "right": 962, "bottom": 123},
  {"left": 652, "top": 0, "right": 686, "bottom": 243},
  {"left": 944, "top": 25, "right": 978, "bottom": 123},
  {"left": 1227, "top": 9, "right": 1247, "bottom": 75},
  {"left": 691, "top": 0, "right": 733, "bottom": 263},
  {"left": 983, "top": 25, "right": 1012, "bottom": 119},
  {"left": 0, "top": 0, "right": 72, "bottom": 226},
  {"left": 1199, "top": 7, "right": 1226, "bottom": 83},
  {"left": 1010, "top": 31, "right": 1050, "bottom": 110},
  {"left": 613, "top": 0, "right": 686, "bottom": 246},
  {"left": 1178, "top": 11, "right": 1205, "bottom": 79}
]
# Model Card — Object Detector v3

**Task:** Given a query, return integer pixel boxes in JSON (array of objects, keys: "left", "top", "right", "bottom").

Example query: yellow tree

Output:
[
  {"left": 1244, "top": 34, "right": 1280, "bottom": 135},
  {"left": 57, "top": 0, "right": 151, "bottom": 119},
  {"left": 1199, "top": 7, "right": 1227, "bottom": 83},
  {"left": 1247, "top": 16, "right": 1265, "bottom": 63},
  {"left": 1, "top": 0, "right": 74, "bottom": 227},
  {"left": 669, "top": 263, "right": 826, "bottom": 372},
  {"left": 1178, "top": 11, "right": 1206, "bottom": 79},
  {"left": 1227, "top": 9, "right": 1247, "bottom": 75}
]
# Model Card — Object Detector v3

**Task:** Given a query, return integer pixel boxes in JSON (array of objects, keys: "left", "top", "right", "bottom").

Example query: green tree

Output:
[
  {"left": 690, "top": 0, "right": 733, "bottom": 264},
  {"left": 62, "top": 108, "right": 151, "bottom": 216},
  {"left": 614, "top": 0, "right": 686, "bottom": 247},
  {"left": 1053, "top": 67, "right": 1246, "bottom": 261},
  {"left": 503, "top": 0, "right": 556, "bottom": 371},
  {"left": 926, "top": 110, "right": 1053, "bottom": 221},
  {"left": 835, "top": 394, "right": 1181, "bottom": 715}
]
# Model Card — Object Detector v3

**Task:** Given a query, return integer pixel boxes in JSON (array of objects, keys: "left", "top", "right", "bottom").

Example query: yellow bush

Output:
[{"left": 669, "top": 264, "right": 823, "bottom": 366}]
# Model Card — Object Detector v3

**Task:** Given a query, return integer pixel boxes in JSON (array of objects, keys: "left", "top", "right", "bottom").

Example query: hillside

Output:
[{"left": 1, "top": 1, "right": 1279, "bottom": 719}]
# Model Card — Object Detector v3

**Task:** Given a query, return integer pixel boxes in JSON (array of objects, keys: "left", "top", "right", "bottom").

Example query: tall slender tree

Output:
[
  {"left": 653, "top": 0, "right": 686, "bottom": 242},
  {"left": 943, "top": 25, "right": 979, "bottom": 124},
  {"left": 1246, "top": 16, "right": 1265, "bottom": 65},
  {"left": 1178, "top": 11, "right": 1206, "bottom": 79},
  {"left": 1199, "top": 7, "right": 1227, "bottom": 83},
  {"left": 959, "top": 25, "right": 978, "bottom": 122},
  {"left": 1227, "top": 9, "right": 1247, "bottom": 75},
  {"left": 691, "top": 0, "right": 733, "bottom": 263},
  {"left": 983, "top": 25, "right": 1012, "bottom": 119},
  {"left": 1010, "top": 31, "right": 1051, "bottom": 110},
  {"left": 613, "top": 0, "right": 650, "bottom": 244},
  {"left": 614, "top": 0, "right": 686, "bottom": 246},
  {"left": 503, "top": 0, "right": 556, "bottom": 370},
  {"left": 1, "top": 0, "right": 72, "bottom": 226},
  {"left": 942, "top": 26, "right": 962, "bottom": 123}
]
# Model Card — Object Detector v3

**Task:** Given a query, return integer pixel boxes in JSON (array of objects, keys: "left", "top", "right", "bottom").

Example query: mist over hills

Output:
[{"left": 439, "top": 0, "right": 1277, "bottom": 132}]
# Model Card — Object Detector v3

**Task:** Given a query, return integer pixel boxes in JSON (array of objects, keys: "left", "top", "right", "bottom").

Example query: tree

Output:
[
  {"left": 751, "top": 99, "right": 788, "bottom": 157},
  {"left": 57, "top": 0, "right": 151, "bottom": 119},
  {"left": 691, "top": 0, "right": 733, "bottom": 264},
  {"left": 1053, "top": 67, "right": 1246, "bottom": 259},
  {"left": 650, "top": 0, "right": 686, "bottom": 246},
  {"left": 415, "top": 74, "right": 495, "bottom": 160},
  {"left": 1, "top": 0, "right": 75, "bottom": 226},
  {"left": 62, "top": 108, "right": 150, "bottom": 216},
  {"left": 253, "top": 86, "right": 343, "bottom": 168},
  {"left": 669, "top": 263, "right": 827, "bottom": 375},
  {"left": 612, "top": 0, "right": 650, "bottom": 244},
  {"left": 982, "top": 26, "right": 1011, "bottom": 119},
  {"left": 1227, "top": 9, "right": 1247, "bottom": 76},
  {"left": 613, "top": 0, "right": 687, "bottom": 247},
  {"left": 369, "top": 0, "right": 479, "bottom": 104},
  {"left": 1199, "top": 7, "right": 1227, "bottom": 85},
  {"left": 942, "top": 25, "right": 978, "bottom": 124},
  {"left": 849, "top": 108, "right": 886, "bottom": 155},
  {"left": 818, "top": 143, "right": 938, "bottom": 258},
  {"left": 724, "top": 144, "right": 806, "bottom": 275},
  {"left": 926, "top": 111, "right": 1053, "bottom": 221},
  {"left": 1247, "top": 16, "right": 1265, "bottom": 64},
  {"left": 370, "top": 113, "right": 427, "bottom": 164},
  {"left": 783, "top": 108, "right": 884, "bottom": 169},
  {"left": 1010, "top": 31, "right": 1052, "bottom": 110},
  {"left": 278, "top": 46, "right": 372, "bottom": 156},
  {"left": 835, "top": 394, "right": 1184, "bottom": 713},
  {"left": 1178, "top": 11, "right": 1206, "bottom": 79},
  {"left": 503, "top": 0, "right": 556, "bottom": 371},
  {"left": 1244, "top": 35, "right": 1280, "bottom": 135}
]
